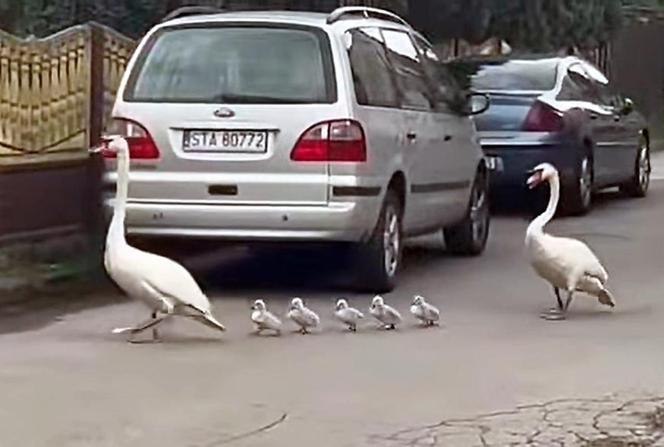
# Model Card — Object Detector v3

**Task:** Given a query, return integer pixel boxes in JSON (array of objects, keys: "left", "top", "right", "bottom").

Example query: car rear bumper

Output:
[
  {"left": 103, "top": 199, "right": 381, "bottom": 243},
  {"left": 483, "top": 142, "right": 578, "bottom": 189}
]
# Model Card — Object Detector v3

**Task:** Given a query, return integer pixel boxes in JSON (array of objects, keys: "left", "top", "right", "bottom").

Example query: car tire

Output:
[
  {"left": 563, "top": 153, "right": 593, "bottom": 215},
  {"left": 354, "top": 189, "right": 403, "bottom": 293},
  {"left": 444, "top": 167, "right": 490, "bottom": 256},
  {"left": 620, "top": 137, "right": 650, "bottom": 198}
]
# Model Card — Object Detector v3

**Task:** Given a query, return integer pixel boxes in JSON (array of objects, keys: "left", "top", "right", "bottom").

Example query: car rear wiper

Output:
[{"left": 212, "top": 93, "right": 311, "bottom": 104}]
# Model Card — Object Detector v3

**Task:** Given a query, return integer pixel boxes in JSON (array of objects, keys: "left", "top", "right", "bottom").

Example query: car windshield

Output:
[
  {"left": 448, "top": 58, "right": 559, "bottom": 92},
  {"left": 126, "top": 25, "right": 335, "bottom": 104}
]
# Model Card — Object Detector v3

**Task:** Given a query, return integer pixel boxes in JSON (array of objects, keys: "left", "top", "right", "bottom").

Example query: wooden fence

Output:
[
  {"left": 0, "top": 23, "right": 135, "bottom": 247},
  {"left": 0, "top": 23, "right": 135, "bottom": 163}
]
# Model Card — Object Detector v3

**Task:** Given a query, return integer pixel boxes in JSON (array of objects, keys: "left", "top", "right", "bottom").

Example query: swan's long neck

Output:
[
  {"left": 526, "top": 175, "right": 560, "bottom": 240},
  {"left": 107, "top": 151, "right": 130, "bottom": 249}
]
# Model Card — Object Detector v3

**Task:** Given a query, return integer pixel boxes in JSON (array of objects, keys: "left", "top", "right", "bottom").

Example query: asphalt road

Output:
[{"left": 2, "top": 157, "right": 664, "bottom": 446}]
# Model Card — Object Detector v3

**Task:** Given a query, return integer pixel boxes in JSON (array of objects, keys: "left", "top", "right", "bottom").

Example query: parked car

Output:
[
  {"left": 447, "top": 55, "right": 651, "bottom": 214},
  {"left": 100, "top": 6, "right": 491, "bottom": 292}
]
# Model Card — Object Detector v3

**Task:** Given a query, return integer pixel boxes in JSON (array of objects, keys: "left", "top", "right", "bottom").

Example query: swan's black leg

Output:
[
  {"left": 127, "top": 313, "right": 169, "bottom": 343},
  {"left": 540, "top": 288, "right": 566, "bottom": 321},
  {"left": 151, "top": 311, "right": 159, "bottom": 341},
  {"left": 564, "top": 291, "right": 574, "bottom": 312},
  {"left": 554, "top": 287, "right": 564, "bottom": 310}
]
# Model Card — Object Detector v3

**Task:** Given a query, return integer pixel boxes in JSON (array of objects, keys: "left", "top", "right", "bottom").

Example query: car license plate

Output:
[
  {"left": 485, "top": 155, "right": 504, "bottom": 172},
  {"left": 183, "top": 130, "right": 268, "bottom": 153}
]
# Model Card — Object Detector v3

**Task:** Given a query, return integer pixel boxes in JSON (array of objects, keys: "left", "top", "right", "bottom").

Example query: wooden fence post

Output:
[
  {"left": 85, "top": 23, "right": 105, "bottom": 249},
  {"left": 88, "top": 22, "right": 104, "bottom": 149}
]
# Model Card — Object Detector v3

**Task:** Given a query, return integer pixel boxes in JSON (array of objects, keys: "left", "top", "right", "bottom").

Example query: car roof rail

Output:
[
  {"left": 326, "top": 6, "right": 410, "bottom": 27},
  {"left": 161, "top": 6, "right": 226, "bottom": 23}
]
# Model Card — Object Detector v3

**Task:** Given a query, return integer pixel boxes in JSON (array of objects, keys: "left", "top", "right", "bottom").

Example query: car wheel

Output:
[
  {"left": 563, "top": 153, "right": 593, "bottom": 215},
  {"left": 620, "top": 137, "right": 650, "bottom": 198},
  {"left": 354, "top": 189, "right": 402, "bottom": 293},
  {"left": 444, "top": 167, "right": 490, "bottom": 256}
]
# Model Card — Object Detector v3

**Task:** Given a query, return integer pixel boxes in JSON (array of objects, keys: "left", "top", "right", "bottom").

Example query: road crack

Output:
[
  {"left": 370, "top": 395, "right": 664, "bottom": 446},
  {"left": 199, "top": 412, "right": 288, "bottom": 447}
]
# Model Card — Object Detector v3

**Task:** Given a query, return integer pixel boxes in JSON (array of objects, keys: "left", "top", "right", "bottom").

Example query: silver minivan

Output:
[{"left": 102, "top": 6, "right": 491, "bottom": 292}]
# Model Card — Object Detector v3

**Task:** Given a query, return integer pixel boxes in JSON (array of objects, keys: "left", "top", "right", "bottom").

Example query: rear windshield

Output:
[
  {"left": 448, "top": 59, "right": 559, "bottom": 92},
  {"left": 125, "top": 25, "right": 336, "bottom": 104}
]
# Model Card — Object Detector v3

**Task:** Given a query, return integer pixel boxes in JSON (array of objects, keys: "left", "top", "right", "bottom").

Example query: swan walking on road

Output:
[
  {"left": 96, "top": 138, "right": 227, "bottom": 342},
  {"left": 251, "top": 299, "right": 282, "bottom": 336},
  {"left": 369, "top": 296, "right": 402, "bottom": 330},
  {"left": 334, "top": 299, "right": 365, "bottom": 332},
  {"left": 287, "top": 298, "right": 320, "bottom": 334},
  {"left": 525, "top": 163, "right": 616, "bottom": 321},
  {"left": 410, "top": 295, "right": 440, "bottom": 327}
]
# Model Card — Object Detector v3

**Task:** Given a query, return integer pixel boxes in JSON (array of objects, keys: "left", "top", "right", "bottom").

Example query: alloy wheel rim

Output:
[
  {"left": 383, "top": 208, "right": 400, "bottom": 278},
  {"left": 470, "top": 181, "right": 488, "bottom": 244},
  {"left": 580, "top": 157, "right": 592, "bottom": 208},
  {"left": 638, "top": 145, "right": 650, "bottom": 192}
]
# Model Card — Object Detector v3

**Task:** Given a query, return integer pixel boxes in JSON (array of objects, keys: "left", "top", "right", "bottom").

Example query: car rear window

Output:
[
  {"left": 449, "top": 59, "right": 559, "bottom": 92},
  {"left": 125, "top": 25, "right": 336, "bottom": 104}
]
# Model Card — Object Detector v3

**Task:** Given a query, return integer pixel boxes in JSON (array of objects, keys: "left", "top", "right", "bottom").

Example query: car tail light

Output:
[
  {"left": 522, "top": 101, "right": 563, "bottom": 132},
  {"left": 291, "top": 120, "right": 366, "bottom": 162},
  {"left": 100, "top": 119, "right": 160, "bottom": 159}
]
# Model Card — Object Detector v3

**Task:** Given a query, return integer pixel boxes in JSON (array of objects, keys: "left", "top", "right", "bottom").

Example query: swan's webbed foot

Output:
[
  {"left": 540, "top": 307, "right": 566, "bottom": 321},
  {"left": 115, "top": 311, "right": 168, "bottom": 343},
  {"left": 128, "top": 335, "right": 163, "bottom": 344}
]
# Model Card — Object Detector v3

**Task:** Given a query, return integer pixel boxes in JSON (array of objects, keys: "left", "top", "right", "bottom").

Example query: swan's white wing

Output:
[
  {"left": 303, "top": 308, "right": 320, "bottom": 327},
  {"left": 253, "top": 311, "right": 281, "bottom": 330},
  {"left": 264, "top": 311, "right": 283, "bottom": 330},
  {"left": 533, "top": 235, "right": 608, "bottom": 291},
  {"left": 546, "top": 236, "right": 608, "bottom": 282},
  {"left": 424, "top": 303, "right": 440, "bottom": 321},
  {"left": 385, "top": 306, "right": 403, "bottom": 324},
  {"left": 350, "top": 308, "right": 365, "bottom": 319},
  {"left": 127, "top": 246, "right": 212, "bottom": 313},
  {"left": 336, "top": 308, "right": 364, "bottom": 323}
]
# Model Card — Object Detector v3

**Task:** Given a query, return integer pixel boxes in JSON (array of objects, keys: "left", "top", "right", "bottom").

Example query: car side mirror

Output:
[
  {"left": 466, "top": 92, "right": 490, "bottom": 116},
  {"left": 621, "top": 97, "right": 634, "bottom": 115}
]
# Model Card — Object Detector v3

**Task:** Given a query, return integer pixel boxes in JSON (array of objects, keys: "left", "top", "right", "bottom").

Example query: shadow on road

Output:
[{"left": 197, "top": 241, "right": 452, "bottom": 297}]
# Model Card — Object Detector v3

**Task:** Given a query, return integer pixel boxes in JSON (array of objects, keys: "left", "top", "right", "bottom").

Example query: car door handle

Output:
[
  {"left": 444, "top": 135, "right": 453, "bottom": 142},
  {"left": 589, "top": 113, "right": 599, "bottom": 120},
  {"left": 406, "top": 131, "right": 417, "bottom": 141},
  {"left": 613, "top": 115, "right": 621, "bottom": 122}
]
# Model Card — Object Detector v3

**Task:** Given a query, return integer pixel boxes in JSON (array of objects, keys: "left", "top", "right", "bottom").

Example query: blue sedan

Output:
[{"left": 448, "top": 55, "right": 651, "bottom": 214}]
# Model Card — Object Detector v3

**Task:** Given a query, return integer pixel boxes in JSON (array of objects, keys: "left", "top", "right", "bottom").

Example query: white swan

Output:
[
  {"left": 98, "top": 137, "right": 226, "bottom": 342},
  {"left": 334, "top": 298, "right": 365, "bottom": 332},
  {"left": 287, "top": 297, "right": 320, "bottom": 334},
  {"left": 410, "top": 295, "right": 440, "bottom": 327},
  {"left": 369, "top": 295, "right": 402, "bottom": 330},
  {"left": 251, "top": 299, "right": 282, "bottom": 336},
  {"left": 525, "top": 163, "right": 616, "bottom": 320}
]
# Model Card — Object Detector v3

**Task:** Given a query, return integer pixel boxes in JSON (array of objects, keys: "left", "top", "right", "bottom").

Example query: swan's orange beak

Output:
[{"left": 526, "top": 170, "right": 544, "bottom": 189}]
